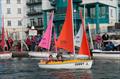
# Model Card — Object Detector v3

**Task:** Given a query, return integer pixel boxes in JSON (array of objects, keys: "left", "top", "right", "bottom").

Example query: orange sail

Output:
[
  {"left": 55, "top": 0, "right": 74, "bottom": 53},
  {"left": 78, "top": 10, "right": 91, "bottom": 56}
]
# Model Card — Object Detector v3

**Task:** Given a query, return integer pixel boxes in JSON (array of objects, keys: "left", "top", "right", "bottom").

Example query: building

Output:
[
  {"left": 48, "top": 0, "right": 82, "bottom": 36},
  {"left": 47, "top": 0, "right": 119, "bottom": 35},
  {"left": 0, "top": 0, "right": 2, "bottom": 33},
  {"left": 42, "top": 0, "right": 54, "bottom": 30},
  {"left": 82, "top": 0, "right": 118, "bottom": 34},
  {"left": 118, "top": 0, "right": 120, "bottom": 21},
  {"left": 26, "top": 0, "right": 43, "bottom": 35},
  {"left": 1, "top": 0, "right": 27, "bottom": 40}
]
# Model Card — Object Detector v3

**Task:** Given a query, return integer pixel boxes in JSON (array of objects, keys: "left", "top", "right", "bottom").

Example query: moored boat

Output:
[
  {"left": 92, "top": 49, "right": 120, "bottom": 59},
  {"left": 0, "top": 52, "right": 12, "bottom": 59},
  {"left": 0, "top": 16, "right": 12, "bottom": 59}
]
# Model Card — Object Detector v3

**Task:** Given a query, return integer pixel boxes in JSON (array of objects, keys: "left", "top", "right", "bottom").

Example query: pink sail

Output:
[
  {"left": 38, "top": 11, "right": 54, "bottom": 50},
  {"left": 0, "top": 16, "right": 5, "bottom": 48}
]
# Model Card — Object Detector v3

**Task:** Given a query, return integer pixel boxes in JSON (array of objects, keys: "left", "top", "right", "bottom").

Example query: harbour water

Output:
[{"left": 0, "top": 58, "right": 119, "bottom": 79}]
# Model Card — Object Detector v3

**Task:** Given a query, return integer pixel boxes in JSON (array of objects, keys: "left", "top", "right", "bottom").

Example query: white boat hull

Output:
[
  {"left": 93, "top": 53, "right": 120, "bottom": 59},
  {"left": 28, "top": 52, "right": 57, "bottom": 58},
  {"left": 92, "top": 49, "right": 120, "bottom": 59},
  {"left": 0, "top": 52, "right": 12, "bottom": 59},
  {"left": 92, "top": 49, "right": 120, "bottom": 53},
  {"left": 38, "top": 60, "right": 93, "bottom": 69},
  {"left": 29, "top": 52, "right": 89, "bottom": 59}
]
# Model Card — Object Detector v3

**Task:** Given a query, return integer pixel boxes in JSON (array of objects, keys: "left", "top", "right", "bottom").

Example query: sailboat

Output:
[
  {"left": 38, "top": 0, "right": 93, "bottom": 69},
  {"left": 0, "top": 16, "right": 12, "bottom": 59},
  {"left": 28, "top": 11, "right": 57, "bottom": 58}
]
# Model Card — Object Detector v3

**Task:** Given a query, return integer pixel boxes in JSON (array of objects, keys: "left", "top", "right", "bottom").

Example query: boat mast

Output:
[
  {"left": 48, "top": 10, "right": 54, "bottom": 52},
  {"left": 71, "top": 0, "right": 75, "bottom": 55}
]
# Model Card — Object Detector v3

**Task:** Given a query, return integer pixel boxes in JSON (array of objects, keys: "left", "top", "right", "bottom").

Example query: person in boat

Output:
[
  {"left": 48, "top": 55, "right": 54, "bottom": 62},
  {"left": 56, "top": 52, "right": 64, "bottom": 61},
  {"left": 45, "top": 55, "right": 54, "bottom": 64}
]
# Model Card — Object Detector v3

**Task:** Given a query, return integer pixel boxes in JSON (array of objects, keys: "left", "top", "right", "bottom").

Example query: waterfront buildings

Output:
[
  {"left": 1, "top": 0, "right": 27, "bottom": 40},
  {"left": 83, "top": 0, "right": 118, "bottom": 34},
  {"left": 48, "top": 0, "right": 118, "bottom": 35},
  {"left": 0, "top": 0, "right": 119, "bottom": 40},
  {"left": 26, "top": 0, "right": 43, "bottom": 35}
]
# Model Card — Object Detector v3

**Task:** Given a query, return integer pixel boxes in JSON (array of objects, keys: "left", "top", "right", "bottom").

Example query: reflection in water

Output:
[
  {"left": 80, "top": 70, "right": 92, "bottom": 79},
  {"left": 51, "top": 70, "right": 92, "bottom": 79},
  {"left": 51, "top": 70, "right": 76, "bottom": 79}
]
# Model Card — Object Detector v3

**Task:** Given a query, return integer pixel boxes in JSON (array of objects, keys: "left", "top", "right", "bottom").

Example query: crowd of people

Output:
[
  {"left": 0, "top": 35, "right": 41, "bottom": 51},
  {"left": 0, "top": 34, "right": 57, "bottom": 52},
  {"left": 94, "top": 33, "right": 117, "bottom": 51}
]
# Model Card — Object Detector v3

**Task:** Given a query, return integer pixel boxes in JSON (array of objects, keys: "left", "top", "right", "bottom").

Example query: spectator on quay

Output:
[
  {"left": 35, "top": 35, "right": 41, "bottom": 45},
  {"left": 8, "top": 37, "right": 13, "bottom": 50},
  {"left": 102, "top": 33, "right": 109, "bottom": 40},
  {"left": 105, "top": 42, "right": 115, "bottom": 51},
  {"left": 25, "top": 36, "right": 31, "bottom": 51},
  {"left": 102, "top": 33, "right": 109, "bottom": 48},
  {"left": 95, "top": 33, "right": 103, "bottom": 49},
  {"left": 31, "top": 36, "right": 36, "bottom": 51}
]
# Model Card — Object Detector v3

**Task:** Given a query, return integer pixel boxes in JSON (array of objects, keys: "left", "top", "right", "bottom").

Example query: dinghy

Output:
[
  {"left": 0, "top": 16, "right": 12, "bottom": 59},
  {"left": 38, "top": 0, "right": 93, "bottom": 69},
  {"left": 28, "top": 11, "right": 54, "bottom": 58}
]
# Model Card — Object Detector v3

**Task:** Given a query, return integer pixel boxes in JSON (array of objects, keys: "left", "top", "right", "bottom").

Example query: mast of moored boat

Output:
[{"left": 71, "top": 0, "right": 75, "bottom": 56}]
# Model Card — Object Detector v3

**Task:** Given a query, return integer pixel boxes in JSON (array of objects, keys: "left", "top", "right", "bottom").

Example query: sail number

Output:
[{"left": 75, "top": 62, "right": 84, "bottom": 66}]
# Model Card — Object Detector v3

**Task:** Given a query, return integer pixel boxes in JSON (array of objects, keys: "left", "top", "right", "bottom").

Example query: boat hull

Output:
[
  {"left": 38, "top": 59, "right": 93, "bottom": 69},
  {"left": 92, "top": 49, "right": 120, "bottom": 59},
  {"left": 0, "top": 52, "right": 12, "bottom": 59},
  {"left": 93, "top": 53, "right": 120, "bottom": 59},
  {"left": 28, "top": 52, "right": 57, "bottom": 58},
  {"left": 29, "top": 52, "right": 89, "bottom": 59}
]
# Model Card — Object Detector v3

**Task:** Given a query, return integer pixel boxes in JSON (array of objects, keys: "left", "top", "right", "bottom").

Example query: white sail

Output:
[{"left": 74, "top": 24, "right": 83, "bottom": 47}]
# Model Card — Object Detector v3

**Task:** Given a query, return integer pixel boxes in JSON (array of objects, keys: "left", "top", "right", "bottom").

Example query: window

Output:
[
  {"left": 6, "top": 0, "right": 10, "bottom": 4},
  {"left": 38, "top": 18, "right": 42, "bottom": 26},
  {"left": 18, "top": 20, "right": 22, "bottom": 26},
  {"left": 110, "top": 9, "right": 113, "bottom": 17},
  {"left": 17, "top": 0, "right": 21, "bottom": 4},
  {"left": 100, "top": 6, "right": 106, "bottom": 18},
  {"left": 7, "top": 20, "right": 11, "bottom": 26},
  {"left": 7, "top": 8, "right": 11, "bottom": 14},
  {"left": 30, "top": 19, "right": 34, "bottom": 26},
  {"left": 90, "top": 8, "right": 95, "bottom": 18},
  {"left": 18, "top": 8, "right": 21, "bottom": 14}
]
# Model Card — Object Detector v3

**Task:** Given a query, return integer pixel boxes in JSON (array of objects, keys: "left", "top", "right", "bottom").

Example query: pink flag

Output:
[
  {"left": 38, "top": 11, "right": 54, "bottom": 50},
  {"left": 0, "top": 16, "right": 5, "bottom": 48}
]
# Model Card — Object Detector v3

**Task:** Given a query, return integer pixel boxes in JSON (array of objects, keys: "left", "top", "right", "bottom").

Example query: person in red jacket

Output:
[
  {"left": 25, "top": 36, "right": 31, "bottom": 51},
  {"left": 8, "top": 37, "right": 13, "bottom": 50}
]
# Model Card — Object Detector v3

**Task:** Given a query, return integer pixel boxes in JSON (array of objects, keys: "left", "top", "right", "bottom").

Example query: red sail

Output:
[
  {"left": 56, "top": 0, "right": 74, "bottom": 53},
  {"left": 0, "top": 16, "right": 5, "bottom": 48},
  {"left": 78, "top": 10, "right": 91, "bottom": 56}
]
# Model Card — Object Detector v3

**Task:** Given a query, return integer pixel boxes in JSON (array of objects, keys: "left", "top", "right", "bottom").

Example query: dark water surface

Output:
[{"left": 0, "top": 58, "right": 119, "bottom": 79}]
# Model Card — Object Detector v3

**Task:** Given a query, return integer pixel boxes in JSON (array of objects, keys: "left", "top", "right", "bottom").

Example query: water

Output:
[{"left": 0, "top": 58, "right": 119, "bottom": 79}]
